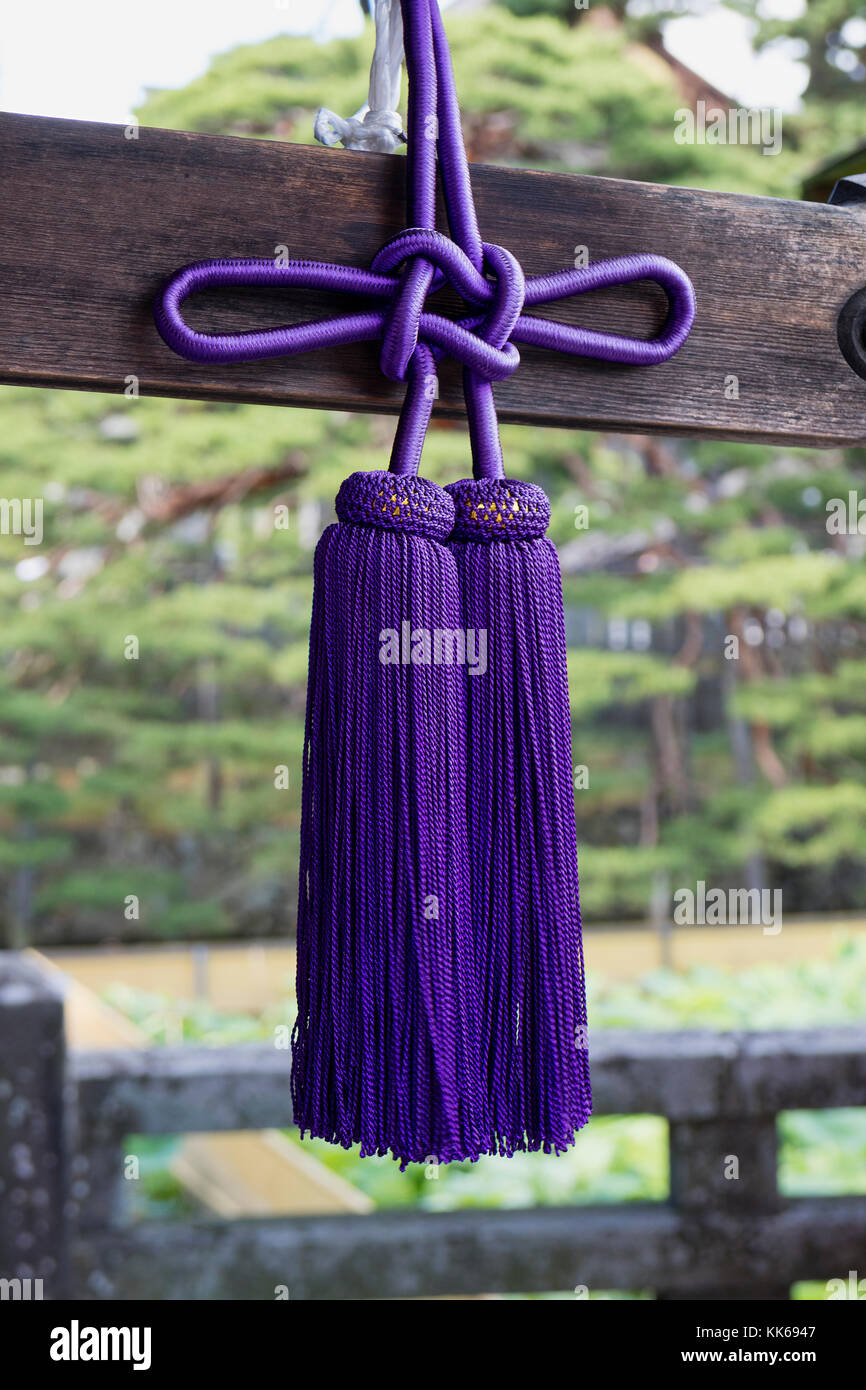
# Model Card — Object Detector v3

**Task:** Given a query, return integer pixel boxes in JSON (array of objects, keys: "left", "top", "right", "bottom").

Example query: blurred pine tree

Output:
[{"left": 1, "top": 2, "right": 864, "bottom": 941}]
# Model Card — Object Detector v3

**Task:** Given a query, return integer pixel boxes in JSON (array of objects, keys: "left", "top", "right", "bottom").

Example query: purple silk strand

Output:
[
  {"left": 447, "top": 478, "right": 593, "bottom": 1149},
  {"left": 379, "top": 0, "right": 438, "bottom": 394},
  {"left": 426, "top": 0, "right": 504, "bottom": 477}
]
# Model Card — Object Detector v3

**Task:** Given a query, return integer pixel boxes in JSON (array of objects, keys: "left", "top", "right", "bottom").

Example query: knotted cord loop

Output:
[
  {"left": 153, "top": 0, "right": 697, "bottom": 481},
  {"left": 372, "top": 230, "right": 524, "bottom": 385}
]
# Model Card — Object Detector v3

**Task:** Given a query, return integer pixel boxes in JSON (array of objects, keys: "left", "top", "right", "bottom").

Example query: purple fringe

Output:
[
  {"left": 291, "top": 472, "right": 490, "bottom": 1166},
  {"left": 447, "top": 477, "right": 592, "bottom": 1154}
]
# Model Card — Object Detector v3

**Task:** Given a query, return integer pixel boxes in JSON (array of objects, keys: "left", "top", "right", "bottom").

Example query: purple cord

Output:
[{"left": 153, "top": 0, "right": 696, "bottom": 478}]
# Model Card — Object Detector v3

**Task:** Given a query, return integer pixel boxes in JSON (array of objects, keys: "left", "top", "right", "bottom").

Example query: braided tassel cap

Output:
[{"left": 447, "top": 477, "right": 592, "bottom": 1154}]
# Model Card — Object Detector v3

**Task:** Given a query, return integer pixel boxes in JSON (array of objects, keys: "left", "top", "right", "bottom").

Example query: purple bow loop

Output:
[{"left": 154, "top": 241, "right": 694, "bottom": 382}]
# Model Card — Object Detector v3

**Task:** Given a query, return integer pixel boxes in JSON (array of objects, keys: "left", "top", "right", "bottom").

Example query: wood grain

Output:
[{"left": 2, "top": 111, "right": 866, "bottom": 446}]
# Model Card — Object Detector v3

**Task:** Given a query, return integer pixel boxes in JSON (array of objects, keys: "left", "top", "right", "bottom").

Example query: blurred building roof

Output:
[{"left": 451, "top": 1, "right": 736, "bottom": 111}]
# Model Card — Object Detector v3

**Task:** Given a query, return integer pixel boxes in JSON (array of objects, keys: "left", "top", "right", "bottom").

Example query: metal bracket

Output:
[{"left": 830, "top": 173, "right": 866, "bottom": 381}]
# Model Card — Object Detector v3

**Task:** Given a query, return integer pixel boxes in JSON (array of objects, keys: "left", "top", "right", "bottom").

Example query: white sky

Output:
[{"left": 0, "top": 0, "right": 808, "bottom": 127}]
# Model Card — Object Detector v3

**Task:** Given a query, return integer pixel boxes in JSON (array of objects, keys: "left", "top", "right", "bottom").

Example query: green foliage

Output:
[
  {"left": 102, "top": 980, "right": 295, "bottom": 1044},
  {"left": 122, "top": 1137, "right": 201, "bottom": 1222},
  {"left": 780, "top": 1108, "right": 866, "bottom": 1198},
  {"left": 2, "top": 5, "right": 866, "bottom": 939},
  {"left": 589, "top": 935, "right": 866, "bottom": 1031},
  {"left": 742, "top": 0, "right": 866, "bottom": 102},
  {"left": 0, "top": 387, "right": 336, "bottom": 941},
  {"left": 566, "top": 648, "right": 696, "bottom": 714},
  {"left": 753, "top": 784, "right": 866, "bottom": 868},
  {"left": 577, "top": 844, "right": 675, "bottom": 919}
]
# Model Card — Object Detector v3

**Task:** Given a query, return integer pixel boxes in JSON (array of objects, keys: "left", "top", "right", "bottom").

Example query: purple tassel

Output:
[
  {"left": 446, "top": 476, "right": 592, "bottom": 1155},
  {"left": 291, "top": 470, "right": 490, "bottom": 1166},
  {"left": 148, "top": 0, "right": 697, "bottom": 1169}
]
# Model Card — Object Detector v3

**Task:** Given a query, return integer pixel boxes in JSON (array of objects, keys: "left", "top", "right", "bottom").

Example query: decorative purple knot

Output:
[
  {"left": 153, "top": 240, "right": 695, "bottom": 385},
  {"left": 373, "top": 229, "right": 525, "bottom": 384},
  {"left": 336, "top": 469, "right": 454, "bottom": 541},
  {"left": 447, "top": 477, "right": 550, "bottom": 543},
  {"left": 152, "top": 0, "right": 696, "bottom": 483}
]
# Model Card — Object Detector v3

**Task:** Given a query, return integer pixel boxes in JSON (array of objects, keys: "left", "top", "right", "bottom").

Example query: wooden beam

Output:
[{"left": 2, "top": 111, "right": 866, "bottom": 447}]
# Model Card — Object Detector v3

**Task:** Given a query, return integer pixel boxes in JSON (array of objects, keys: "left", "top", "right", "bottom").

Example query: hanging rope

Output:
[
  {"left": 314, "top": 0, "right": 406, "bottom": 153},
  {"left": 154, "top": 1, "right": 696, "bottom": 477}
]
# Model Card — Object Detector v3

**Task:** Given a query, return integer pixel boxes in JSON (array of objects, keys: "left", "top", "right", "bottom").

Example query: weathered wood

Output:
[
  {"left": 71, "top": 1027, "right": 866, "bottom": 1134},
  {"left": 2, "top": 112, "right": 866, "bottom": 446},
  {"left": 71, "top": 1196, "right": 866, "bottom": 1300},
  {"left": 0, "top": 953, "right": 67, "bottom": 1297}
]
